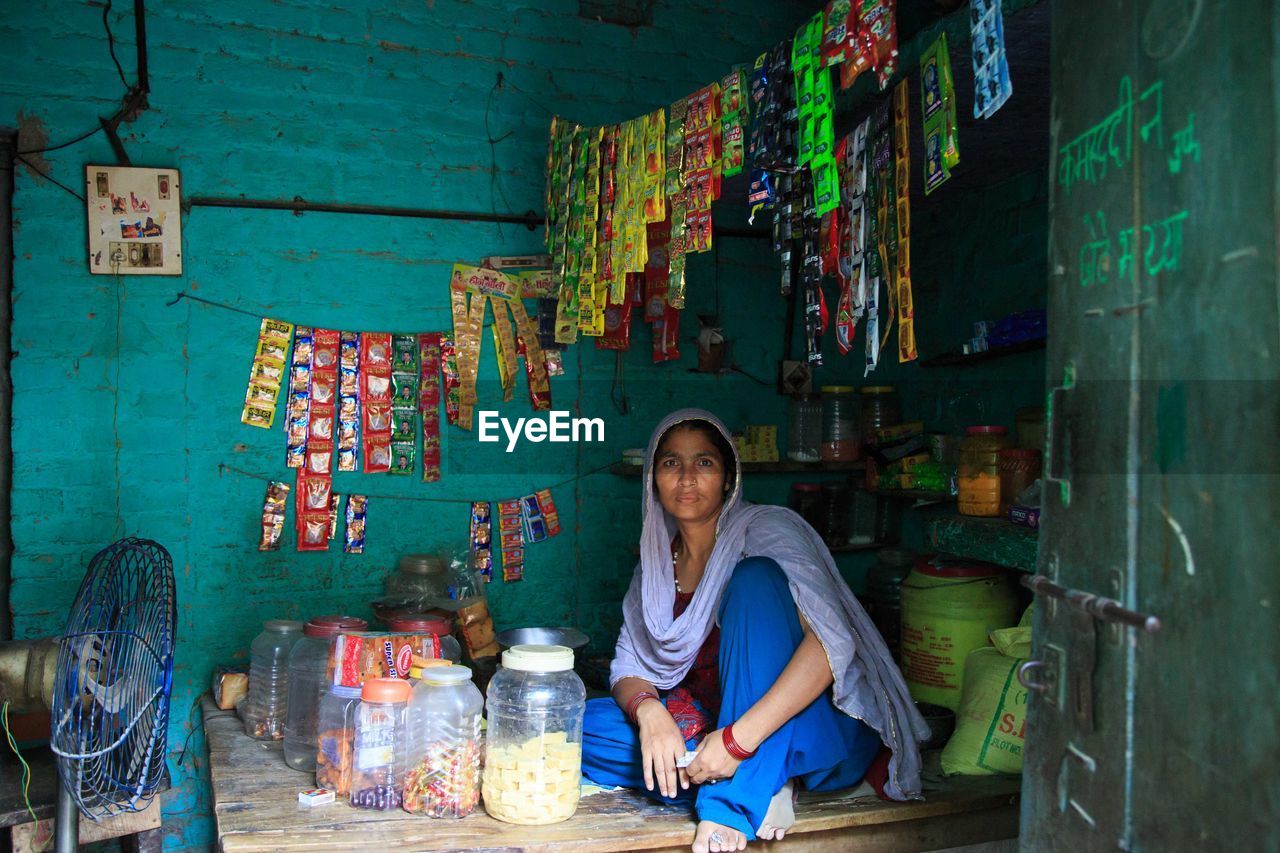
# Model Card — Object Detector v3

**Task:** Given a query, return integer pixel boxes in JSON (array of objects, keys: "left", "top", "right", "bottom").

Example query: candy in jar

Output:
[{"left": 402, "top": 665, "right": 484, "bottom": 819}]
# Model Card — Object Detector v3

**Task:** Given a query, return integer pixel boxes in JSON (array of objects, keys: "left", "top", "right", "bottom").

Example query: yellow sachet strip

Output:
[
  {"left": 893, "top": 80, "right": 917, "bottom": 363},
  {"left": 492, "top": 297, "right": 519, "bottom": 403},
  {"left": 507, "top": 298, "right": 550, "bottom": 408}
]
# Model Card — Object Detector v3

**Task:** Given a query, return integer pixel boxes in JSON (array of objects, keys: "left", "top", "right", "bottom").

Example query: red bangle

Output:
[
  {"left": 723, "top": 723, "right": 757, "bottom": 761},
  {"left": 626, "top": 691, "right": 659, "bottom": 724}
]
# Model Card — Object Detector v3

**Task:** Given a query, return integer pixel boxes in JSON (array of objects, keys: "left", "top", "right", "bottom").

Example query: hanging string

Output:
[
  {"left": 167, "top": 290, "right": 490, "bottom": 330},
  {"left": 2, "top": 702, "right": 38, "bottom": 825},
  {"left": 218, "top": 461, "right": 615, "bottom": 503}
]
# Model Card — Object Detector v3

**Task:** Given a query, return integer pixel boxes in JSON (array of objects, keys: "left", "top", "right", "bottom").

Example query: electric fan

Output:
[{"left": 45, "top": 537, "right": 177, "bottom": 850}]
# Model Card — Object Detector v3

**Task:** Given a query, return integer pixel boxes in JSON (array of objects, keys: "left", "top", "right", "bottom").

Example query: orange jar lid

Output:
[{"left": 361, "top": 677, "right": 410, "bottom": 703}]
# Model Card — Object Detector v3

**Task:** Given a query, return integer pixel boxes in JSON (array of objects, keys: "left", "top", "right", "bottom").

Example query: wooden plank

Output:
[
  {"left": 205, "top": 697, "right": 1020, "bottom": 852},
  {"left": 11, "top": 797, "right": 163, "bottom": 850}
]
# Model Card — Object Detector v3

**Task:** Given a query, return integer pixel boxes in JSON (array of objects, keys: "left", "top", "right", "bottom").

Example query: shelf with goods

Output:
[{"left": 923, "top": 510, "right": 1040, "bottom": 573}]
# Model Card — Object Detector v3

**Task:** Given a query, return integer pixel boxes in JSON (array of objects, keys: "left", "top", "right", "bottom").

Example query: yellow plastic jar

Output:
[
  {"left": 957, "top": 426, "right": 1013, "bottom": 517},
  {"left": 900, "top": 556, "right": 1019, "bottom": 710}
]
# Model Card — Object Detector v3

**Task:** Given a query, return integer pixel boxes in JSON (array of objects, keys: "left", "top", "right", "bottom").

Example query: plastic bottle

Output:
[
  {"left": 241, "top": 620, "right": 302, "bottom": 740},
  {"left": 315, "top": 684, "right": 363, "bottom": 796},
  {"left": 350, "top": 677, "right": 411, "bottom": 810},
  {"left": 283, "top": 615, "right": 368, "bottom": 771},
  {"left": 403, "top": 665, "right": 484, "bottom": 818}
]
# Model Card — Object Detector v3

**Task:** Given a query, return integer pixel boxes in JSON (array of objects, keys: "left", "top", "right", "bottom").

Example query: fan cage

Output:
[{"left": 50, "top": 538, "right": 176, "bottom": 821}]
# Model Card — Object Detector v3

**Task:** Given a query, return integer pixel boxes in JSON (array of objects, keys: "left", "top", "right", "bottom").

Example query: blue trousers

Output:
[{"left": 582, "top": 556, "right": 881, "bottom": 839}]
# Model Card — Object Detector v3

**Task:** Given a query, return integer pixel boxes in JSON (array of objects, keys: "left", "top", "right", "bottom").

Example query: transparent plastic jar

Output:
[
  {"left": 958, "top": 426, "right": 1014, "bottom": 517},
  {"left": 482, "top": 645, "right": 586, "bottom": 825},
  {"left": 859, "top": 386, "right": 901, "bottom": 445},
  {"left": 786, "top": 393, "right": 822, "bottom": 463},
  {"left": 283, "top": 615, "right": 368, "bottom": 771},
  {"left": 787, "top": 482, "right": 823, "bottom": 532},
  {"left": 403, "top": 665, "right": 484, "bottom": 818},
  {"left": 241, "top": 620, "right": 302, "bottom": 741},
  {"left": 820, "top": 385, "right": 859, "bottom": 462},
  {"left": 385, "top": 554, "right": 449, "bottom": 601},
  {"left": 820, "top": 481, "right": 851, "bottom": 545},
  {"left": 350, "top": 677, "right": 411, "bottom": 810},
  {"left": 315, "top": 684, "right": 362, "bottom": 796},
  {"left": 385, "top": 614, "right": 462, "bottom": 664}
]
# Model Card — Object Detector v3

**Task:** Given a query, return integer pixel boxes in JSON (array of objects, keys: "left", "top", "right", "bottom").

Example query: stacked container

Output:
[
  {"left": 241, "top": 620, "right": 302, "bottom": 740},
  {"left": 350, "top": 677, "right": 411, "bottom": 810},
  {"left": 283, "top": 615, "right": 368, "bottom": 771}
]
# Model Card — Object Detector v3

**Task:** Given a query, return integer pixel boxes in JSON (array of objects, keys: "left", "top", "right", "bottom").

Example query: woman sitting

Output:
[{"left": 582, "top": 409, "right": 928, "bottom": 853}]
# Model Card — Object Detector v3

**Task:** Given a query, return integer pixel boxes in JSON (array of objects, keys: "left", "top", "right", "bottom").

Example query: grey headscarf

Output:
[{"left": 609, "top": 408, "right": 929, "bottom": 800}]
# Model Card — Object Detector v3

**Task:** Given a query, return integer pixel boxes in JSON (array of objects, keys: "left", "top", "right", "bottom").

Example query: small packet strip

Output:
[
  {"left": 719, "top": 67, "right": 747, "bottom": 179},
  {"left": 920, "top": 32, "right": 960, "bottom": 195},
  {"left": 470, "top": 501, "right": 493, "bottom": 583},
  {"left": 418, "top": 333, "right": 443, "bottom": 482},
  {"left": 258, "top": 480, "right": 290, "bottom": 551},
  {"left": 836, "top": 118, "right": 871, "bottom": 356},
  {"left": 970, "top": 0, "right": 1012, "bottom": 119},
  {"left": 337, "top": 332, "right": 361, "bottom": 472},
  {"left": 535, "top": 488, "right": 561, "bottom": 537},
  {"left": 497, "top": 499, "right": 524, "bottom": 583},
  {"left": 520, "top": 494, "right": 548, "bottom": 544},
  {"left": 490, "top": 301, "right": 520, "bottom": 403},
  {"left": 389, "top": 334, "right": 419, "bottom": 475},
  {"left": 327, "top": 492, "right": 341, "bottom": 541},
  {"left": 360, "top": 332, "right": 393, "bottom": 472},
  {"left": 285, "top": 326, "right": 313, "bottom": 469},
  {"left": 440, "top": 333, "right": 461, "bottom": 426},
  {"left": 344, "top": 494, "right": 367, "bottom": 554},
  {"left": 297, "top": 329, "right": 338, "bottom": 552},
  {"left": 596, "top": 273, "right": 638, "bottom": 352},
  {"left": 508, "top": 298, "right": 551, "bottom": 410},
  {"left": 893, "top": 80, "right": 917, "bottom": 363},
  {"left": 241, "top": 318, "right": 293, "bottom": 429}
]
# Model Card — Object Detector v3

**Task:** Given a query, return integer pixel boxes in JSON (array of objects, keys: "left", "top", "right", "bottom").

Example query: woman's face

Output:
[{"left": 654, "top": 425, "right": 729, "bottom": 526}]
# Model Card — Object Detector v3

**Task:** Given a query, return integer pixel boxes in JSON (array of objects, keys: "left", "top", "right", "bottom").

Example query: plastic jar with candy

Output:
[
  {"left": 350, "top": 677, "right": 411, "bottom": 810},
  {"left": 386, "top": 614, "right": 462, "bottom": 664},
  {"left": 482, "top": 645, "right": 586, "bottom": 825},
  {"left": 402, "top": 665, "right": 484, "bottom": 819},
  {"left": 241, "top": 620, "right": 302, "bottom": 741},
  {"left": 958, "top": 426, "right": 1014, "bottom": 517},
  {"left": 820, "top": 386, "right": 859, "bottom": 462},
  {"left": 314, "top": 684, "right": 362, "bottom": 796},
  {"left": 283, "top": 615, "right": 368, "bottom": 771}
]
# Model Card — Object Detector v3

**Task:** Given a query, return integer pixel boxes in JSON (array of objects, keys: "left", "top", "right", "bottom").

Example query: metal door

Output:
[{"left": 1025, "top": 1, "right": 1280, "bottom": 849}]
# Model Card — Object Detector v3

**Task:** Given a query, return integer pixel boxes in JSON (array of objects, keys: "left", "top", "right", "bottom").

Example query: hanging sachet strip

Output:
[
  {"left": 285, "top": 325, "right": 313, "bottom": 467},
  {"left": 893, "top": 80, "right": 917, "bottom": 363},
  {"left": 360, "top": 332, "right": 393, "bottom": 472},
  {"left": 242, "top": 318, "right": 292, "bottom": 429},
  {"left": 337, "top": 331, "right": 361, "bottom": 472},
  {"left": 418, "top": 333, "right": 443, "bottom": 482},
  {"left": 389, "top": 334, "right": 419, "bottom": 476}
]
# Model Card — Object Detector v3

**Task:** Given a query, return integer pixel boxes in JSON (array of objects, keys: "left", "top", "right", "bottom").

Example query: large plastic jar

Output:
[
  {"left": 403, "top": 665, "right": 484, "bottom": 818},
  {"left": 482, "top": 644, "right": 586, "bottom": 825},
  {"left": 283, "top": 615, "right": 368, "bottom": 771},
  {"left": 820, "top": 386, "right": 859, "bottom": 462},
  {"left": 900, "top": 556, "right": 1018, "bottom": 710},
  {"left": 787, "top": 482, "right": 823, "bottom": 532},
  {"left": 998, "top": 448, "right": 1042, "bottom": 517},
  {"left": 241, "top": 620, "right": 302, "bottom": 740},
  {"left": 315, "top": 684, "right": 362, "bottom": 796},
  {"left": 860, "top": 547, "right": 916, "bottom": 662},
  {"left": 958, "top": 426, "right": 1014, "bottom": 517},
  {"left": 786, "top": 393, "right": 822, "bottom": 463},
  {"left": 386, "top": 614, "right": 462, "bottom": 664},
  {"left": 859, "top": 386, "right": 901, "bottom": 445},
  {"left": 820, "top": 481, "right": 851, "bottom": 545},
  {"left": 386, "top": 554, "right": 449, "bottom": 601},
  {"left": 350, "top": 678, "right": 411, "bottom": 810}
]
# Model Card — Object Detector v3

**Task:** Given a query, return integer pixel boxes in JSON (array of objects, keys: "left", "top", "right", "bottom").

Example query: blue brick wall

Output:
[{"left": 2, "top": 1, "right": 815, "bottom": 847}]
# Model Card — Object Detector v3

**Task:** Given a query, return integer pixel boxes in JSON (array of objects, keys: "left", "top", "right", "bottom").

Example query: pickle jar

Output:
[
  {"left": 482, "top": 645, "right": 586, "bottom": 825},
  {"left": 958, "top": 426, "right": 1014, "bottom": 517}
]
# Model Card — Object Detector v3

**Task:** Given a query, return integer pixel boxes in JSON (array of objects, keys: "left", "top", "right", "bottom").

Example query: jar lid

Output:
[
  {"left": 791, "top": 482, "right": 821, "bottom": 492},
  {"left": 861, "top": 385, "right": 896, "bottom": 394},
  {"left": 304, "top": 615, "right": 368, "bottom": 638},
  {"left": 399, "top": 554, "right": 445, "bottom": 576},
  {"left": 407, "top": 660, "right": 452, "bottom": 679},
  {"left": 329, "top": 684, "right": 362, "bottom": 700},
  {"left": 501, "top": 644, "right": 575, "bottom": 673},
  {"left": 361, "top": 677, "right": 411, "bottom": 703},
  {"left": 965, "top": 425, "right": 1008, "bottom": 435},
  {"left": 999, "top": 448, "right": 1041, "bottom": 459},
  {"left": 421, "top": 665, "right": 474, "bottom": 685},
  {"left": 387, "top": 614, "right": 452, "bottom": 635},
  {"left": 913, "top": 555, "right": 1005, "bottom": 579},
  {"left": 264, "top": 620, "right": 303, "bottom": 633},
  {"left": 819, "top": 385, "right": 854, "bottom": 393}
]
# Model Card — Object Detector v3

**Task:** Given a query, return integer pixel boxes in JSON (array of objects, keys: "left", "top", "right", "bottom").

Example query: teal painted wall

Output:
[
  {"left": 2, "top": 1, "right": 814, "bottom": 847},
  {"left": 2, "top": 1, "right": 1047, "bottom": 848}
]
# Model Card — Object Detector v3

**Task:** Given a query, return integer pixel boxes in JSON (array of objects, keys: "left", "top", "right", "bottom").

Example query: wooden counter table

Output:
[{"left": 204, "top": 696, "right": 1019, "bottom": 852}]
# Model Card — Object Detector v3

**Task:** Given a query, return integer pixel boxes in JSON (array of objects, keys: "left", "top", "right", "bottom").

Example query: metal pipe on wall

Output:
[{"left": 0, "top": 133, "right": 15, "bottom": 642}]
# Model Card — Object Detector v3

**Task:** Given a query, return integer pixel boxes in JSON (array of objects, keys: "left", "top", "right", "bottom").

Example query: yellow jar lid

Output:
[
  {"left": 819, "top": 385, "right": 854, "bottom": 393},
  {"left": 861, "top": 385, "right": 896, "bottom": 394}
]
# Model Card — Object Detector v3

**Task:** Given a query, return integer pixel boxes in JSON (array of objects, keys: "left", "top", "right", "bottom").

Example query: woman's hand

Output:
[
  {"left": 636, "top": 700, "right": 690, "bottom": 798},
  {"left": 684, "top": 727, "right": 743, "bottom": 786}
]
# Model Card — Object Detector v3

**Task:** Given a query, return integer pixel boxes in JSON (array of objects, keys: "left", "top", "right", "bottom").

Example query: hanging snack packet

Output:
[
  {"left": 242, "top": 318, "right": 293, "bottom": 429},
  {"left": 497, "top": 499, "right": 524, "bottom": 582},
  {"left": 720, "top": 68, "right": 747, "bottom": 178},
  {"left": 921, "top": 33, "right": 960, "bottom": 194},
  {"left": 470, "top": 501, "right": 493, "bottom": 583},
  {"left": 439, "top": 333, "right": 461, "bottom": 425},
  {"left": 327, "top": 492, "right": 341, "bottom": 541},
  {"left": 520, "top": 494, "right": 548, "bottom": 544},
  {"left": 596, "top": 275, "right": 637, "bottom": 352},
  {"left": 418, "top": 333, "right": 443, "bottom": 483},
  {"left": 652, "top": 303, "right": 682, "bottom": 363},
  {"left": 534, "top": 489, "right": 561, "bottom": 536},
  {"left": 258, "top": 480, "right": 290, "bottom": 551},
  {"left": 285, "top": 326, "right": 313, "bottom": 467},
  {"left": 344, "top": 495, "right": 367, "bottom": 554},
  {"left": 822, "top": 0, "right": 855, "bottom": 67}
]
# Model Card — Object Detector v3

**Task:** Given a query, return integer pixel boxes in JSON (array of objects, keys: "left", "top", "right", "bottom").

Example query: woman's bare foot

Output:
[
  {"left": 756, "top": 780, "right": 796, "bottom": 841},
  {"left": 692, "top": 819, "right": 747, "bottom": 852}
]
